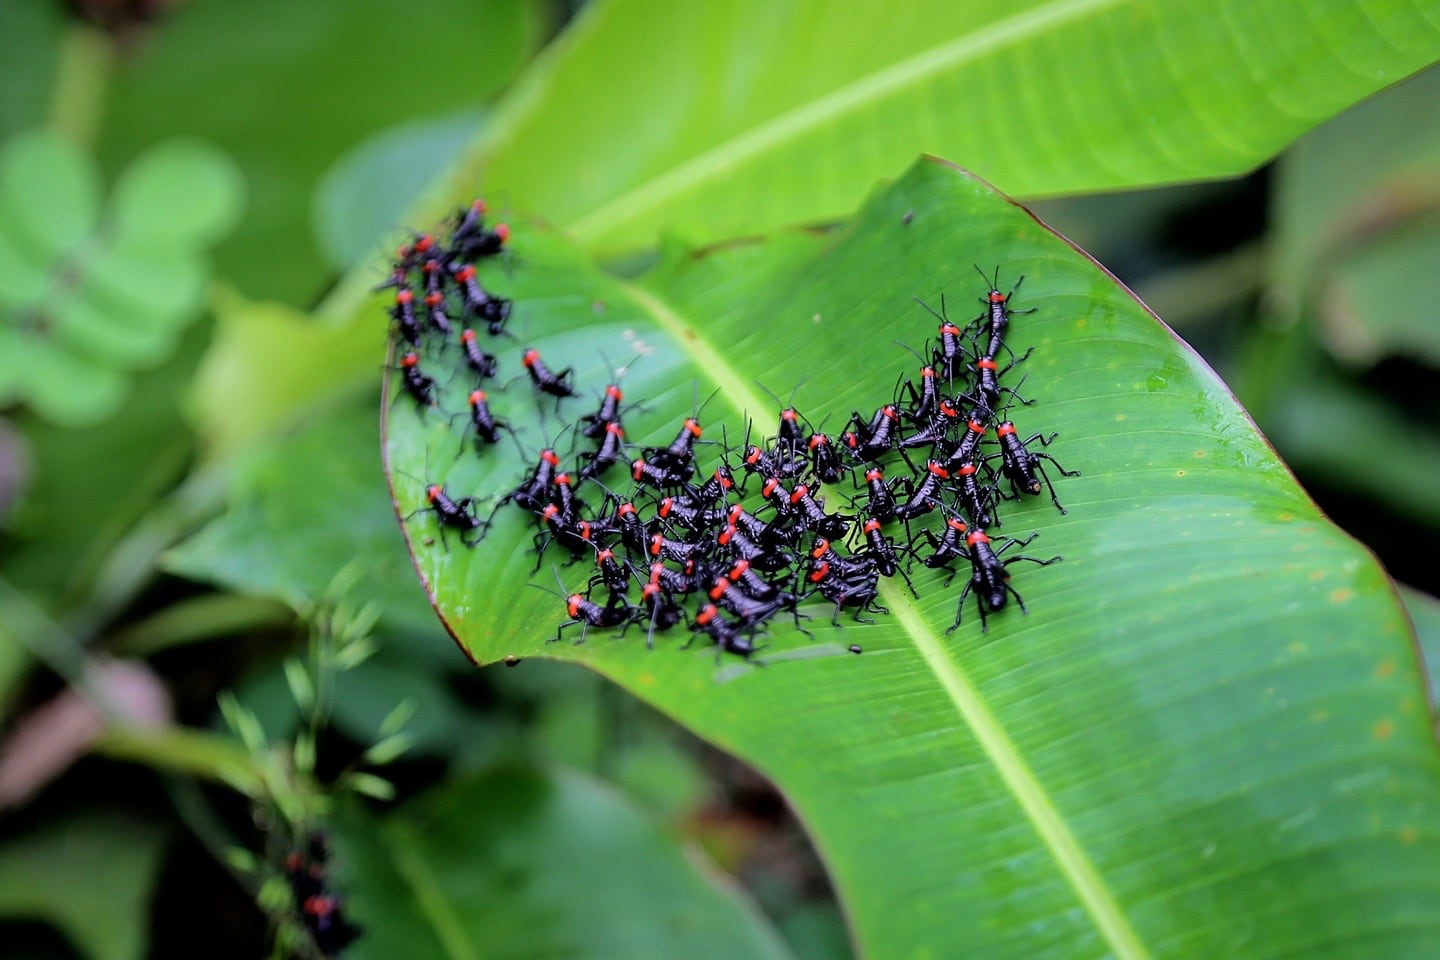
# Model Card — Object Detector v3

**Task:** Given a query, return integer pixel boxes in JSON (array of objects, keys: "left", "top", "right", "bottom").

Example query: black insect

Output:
[
  {"left": 949, "top": 529, "right": 1061, "bottom": 632},
  {"left": 916, "top": 295, "right": 966, "bottom": 383},
  {"left": 452, "top": 263, "right": 512, "bottom": 334},
  {"left": 588, "top": 546, "right": 633, "bottom": 599},
  {"left": 520, "top": 348, "right": 577, "bottom": 404},
  {"left": 715, "top": 521, "right": 794, "bottom": 574},
  {"left": 390, "top": 288, "right": 422, "bottom": 345},
  {"left": 646, "top": 532, "right": 705, "bottom": 565},
  {"left": 942, "top": 415, "right": 991, "bottom": 472},
  {"left": 894, "top": 347, "right": 940, "bottom": 426},
  {"left": 970, "top": 352, "right": 1033, "bottom": 411},
  {"left": 405, "top": 483, "right": 487, "bottom": 548},
  {"left": 630, "top": 456, "right": 692, "bottom": 492},
  {"left": 953, "top": 457, "right": 998, "bottom": 529},
  {"left": 635, "top": 580, "right": 685, "bottom": 648},
  {"left": 460, "top": 328, "right": 499, "bottom": 379},
  {"left": 691, "top": 603, "right": 760, "bottom": 659},
  {"left": 807, "top": 557, "right": 887, "bottom": 625},
  {"left": 580, "top": 383, "right": 626, "bottom": 439},
  {"left": 421, "top": 289, "right": 454, "bottom": 337},
  {"left": 493, "top": 447, "right": 561, "bottom": 518},
  {"left": 654, "top": 494, "right": 725, "bottom": 536},
  {"left": 556, "top": 590, "right": 632, "bottom": 644},
  {"left": 894, "top": 460, "right": 950, "bottom": 521},
  {"left": 856, "top": 518, "right": 917, "bottom": 596},
  {"left": 458, "top": 389, "right": 509, "bottom": 448},
  {"left": 918, "top": 514, "right": 971, "bottom": 584},
  {"left": 449, "top": 200, "right": 510, "bottom": 261},
  {"left": 579, "top": 420, "right": 629, "bottom": 480},
  {"left": 860, "top": 467, "right": 900, "bottom": 523},
  {"left": 787, "top": 483, "right": 851, "bottom": 540},
  {"left": 848, "top": 404, "right": 903, "bottom": 462},
  {"left": 974, "top": 264, "right": 1035, "bottom": 359},
  {"left": 806, "top": 432, "right": 847, "bottom": 484},
  {"left": 898, "top": 397, "right": 964, "bottom": 450},
  {"left": 397, "top": 352, "right": 437, "bottom": 408},
  {"left": 994, "top": 421, "right": 1080, "bottom": 513},
  {"left": 533, "top": 502, "right": 608, "bottom": 566},
  {"left": 688, "top": 464, "right": 739, "bottom": 508},
  {"left": 643, "top": 417, "right": 704, "bottom": 479}
]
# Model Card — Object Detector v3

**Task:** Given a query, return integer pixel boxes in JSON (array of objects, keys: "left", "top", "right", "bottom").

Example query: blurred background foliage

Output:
[{"left": 0, "top": 1, "right": 1437, "bottom": 958}]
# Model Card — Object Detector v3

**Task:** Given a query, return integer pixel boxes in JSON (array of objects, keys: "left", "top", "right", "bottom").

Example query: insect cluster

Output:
[
  {"left": 385, "top": 202, "right": 1077, "bottom": 661},
  {"left": 283, "top": 832, "right": 361, "bottom": 957}
]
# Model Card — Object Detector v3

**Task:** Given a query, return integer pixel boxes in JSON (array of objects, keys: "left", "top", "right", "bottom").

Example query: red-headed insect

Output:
[{"left": 948, "top": 529, "right": 1060, "bottom": 633}]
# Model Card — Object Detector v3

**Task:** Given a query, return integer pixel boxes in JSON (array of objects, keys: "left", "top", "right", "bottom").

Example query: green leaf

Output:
[
  {"left": 387, "top": 158, "right": 1440, "bottom": 956},
  {"left": 96, "top": 0, "right": 548, "bottom": 303},
  {"left": 1400, "top": 584, "right": 1440, "bottom": 703},
  {"left": 0, "top": 813, "right": 166, "bottom": 960},
  {"left": 0, "top": 129, "right": 100, "bottom": 258},
  {"left": 474, "top": 0, "right": 1440, "bottom": 253},
  {"left": 313, "top": 111, "right": 484, "bottom": 272},
  {"left": 109, "top": 138, "right": 247, "bottom": 251},
  {"left": 164, "top": 397, "right": 446, "bottom": 641},
  {"left": 334, "top": 764, "right": 794, "bottom": 960}
]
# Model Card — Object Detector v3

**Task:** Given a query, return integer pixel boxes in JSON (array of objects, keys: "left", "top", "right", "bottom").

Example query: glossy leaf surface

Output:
[
  {"left": 384, "top": 158, "right": 1440, "bottom": 957},
  {"left": 473, "top": 0, "right": 1440, "bottom": 252},
  {"left": 335, "top": 764, "right": 794, "bottom": 960}
]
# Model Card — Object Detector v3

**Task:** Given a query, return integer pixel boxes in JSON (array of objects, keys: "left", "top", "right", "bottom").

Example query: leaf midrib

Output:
[
  {"left": 623, "top": 275, "right": 1152, "bottom": 960},
  {"left": 569, "top": 0, "right": 1120, "bottom": 244}
]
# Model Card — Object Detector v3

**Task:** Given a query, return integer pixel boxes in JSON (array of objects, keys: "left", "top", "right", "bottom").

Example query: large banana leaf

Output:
[
  {"left": 383, "top": 157, "right": 1440, "bottom": 957},
  {"left": 470, "top": 0, "right": 1440, "bottom": 252}
]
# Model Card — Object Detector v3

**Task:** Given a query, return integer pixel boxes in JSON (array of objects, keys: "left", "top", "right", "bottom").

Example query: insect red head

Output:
[
  {"left": 659, "top": 498, "right": 674, "bottom": 517},
  {"left": 542, "top": 504, "right": 559, "bottom": 521},
  {"left": 715, "top": 468, "right": 733, "bottom": 488},
  {"left": 425, "top": 292, "right": 444, "bottom": 306},
  {"left": 684, "top": 418, "right": 702, "bottom": 437},
  {"left": 762, "top": 478, "right": 780, "bottom": 498},
  {"left": 809, "top": 561, "right": 830, "bottom": 583},
  {"left": 648, "top": 561, "right": 665, "bottom": 581},
  {"left": 521, "top": 349, "right": 539, "bottom": 367},
  {"left": 882, "top": 405, "right": 899, "bottom": 420},
  {"left": 990, "top": 291, "right": 1005, "bottom": 303},
  {"left": 941, "top": 323, "right": 962, "bottom": 336},
  {"left": 618, "top": 502, "right": 636, "bottom": 517},
  {"left": 967, "top": 531, "right": 991, "bottom": 547},
  {"left": 596, "top": 549, "right": 613, "bottom": 564},
  {"left": 843, "top": 432, "right": 859, "bottom": 448},
  {"left": 808, "top": 433, "right": 828, "bottom": 449},
  {"left": 415, "top": 234, "right": 435, "bottom": 253},
  {"left": 959, "top": 464, "right": 978, "bottom": 477},
  {"left": 649, "top": 533, "right": 663, "bottom": 555},
  {"left": 541, "top": 449, "right": 560, "bottom": 466},
  {"left": 708, "top": 579, "right": 729, "bottom": 601},
  {"left": 863, "top": 519, "right": 881, "bottom": 534},
  {"left": 461, "top": 329, "right": 476, "bottom": 344},
  {"left": 977, "top": 358, "right": 998, "bottom": 371},
  {"left": 717, "top": 525, "right": 735, "bottom": 546},
  {"left": 745, "top": 447, "right": 762, "bottom": 465},
  {"left": 928, "top": 462, "right": 950, "bottom": 479},
  {"left": 642, "top": 583, "right": 659, "bottom": 600},
  {"left": 728, "top": 559, "right": 750, "bottom": 580},
  {"left": 947, "top": 518, "right": 968, "bottom": 532},
  {"left": 455, "top": 265, "right": 476, "bottom": 282},
  {"left": 422, "top": 259, "right": 440, "bottom": 274},
  {"left": 968, "top": 420, "right": 986, "bottom": 435},
  {"left": 810, "top": 539, "right": 830, "bottom": 558},
  {"left": 696, "top": 604, "right": 718, "bottom": 626},
  {"left": 921, "top": 366, "right": 935, "bottom": 378},
  {"left": 555, "top": 473, "right": 571, "bottom": 486},
  {"left": 632, "top": 460, "right": 646, "bottom": 480},
  {"left": 495, "top": 223, "right": 510, "bottom": 243},
  {"left": 469, "top": 390, "right": 486, "bottom": 405},
  {"left": 996, "top": 422, "right": 1016, "bottom": 437},
  {"left": 728, "top": 505, "right": 745, "bottom": 524},
  {"left": 781, "top": 408, "right": 798, "bottom": 422},
  {"left": 606, "top": 422, "right": 624, "bottom": 437},
  {"left": 567, "top": 595, "right": 583, "bottom": 617},
  {"left": 789, "top": 485, "right": 808, "bottom": 504},
  {"left": 939, "top": 401, "right": 958, "bottom": 417},
  {"left": 471, "top": 199, "right": 487, "bottom": 216},
  {"left": 401, "top": 353, "right": 420, "bottom": 367},
  {"left": 865, "top": 468, "right": 883, "bottom": 482},
  {"left": 425, "top": 484, "right": 442, "bottom": 502},
  {"left": 396, "top": 289, "right": 413, "bottom": 304},
  {"left": 606, "top": 385, "right": 623, "bottom": 400}
]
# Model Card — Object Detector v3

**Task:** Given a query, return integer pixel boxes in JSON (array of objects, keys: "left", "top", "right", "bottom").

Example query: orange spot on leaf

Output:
[{"left": 1373, "top": 719, "right": 1395, "bottom": 741}]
